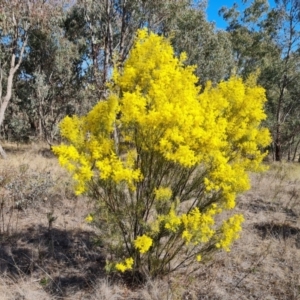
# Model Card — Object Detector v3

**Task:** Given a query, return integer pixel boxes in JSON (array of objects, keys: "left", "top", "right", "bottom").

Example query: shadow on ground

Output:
[
  {"left": 254, "top": 221, "right": 300, "bottom": 248},
  {"left": 0, "top": 225, "right": 106, "bottom": 298}
]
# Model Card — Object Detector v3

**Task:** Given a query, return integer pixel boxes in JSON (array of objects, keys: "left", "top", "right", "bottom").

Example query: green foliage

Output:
[
  {"left": 220, "top": 0, "right": 274, "bottom": 78},
  {"left": 169, "top": 3, "right": 234, "bottom": 84},
  {"left": 1, "top": 0, "right": 238, "bottom": 146},
  {"left": 221, "top": 0, "right": 300, "bottom": 161},
  {"left": 8, "top": 20, "right": 83, "bottom": 143},
  {"left": 3, "top": 165, "right": 54, "bottom": 210},
  {"left": 54, "top": 30, "right": 270, "bottom": 279},
  {"left": 0, "top": 0, "right": 68, "bottom": 153}
]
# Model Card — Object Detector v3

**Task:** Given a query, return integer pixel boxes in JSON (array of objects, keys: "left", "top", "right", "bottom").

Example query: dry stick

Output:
[
  {"left": 1, "top": 200, "right": 4, "bottom": 233},
  {"left": 235, "top": 242, "right": 271, "bottom": 288},
  {"left": 166, "top": 260, "right": 172, "bottom": 300},
  {"left": 6, "top": 206, "right": 14, "bottom": 235},
  {"left": 15, "top": 205, "right": 20, "bottom": 233},
  {"left": 19, "top": 252, "right": 63, "bottom": 294}
]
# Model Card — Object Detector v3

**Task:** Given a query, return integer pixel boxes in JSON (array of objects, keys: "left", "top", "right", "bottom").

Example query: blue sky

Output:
[{"left": 206, "top": 0, "right": 276, "bottom": 29}]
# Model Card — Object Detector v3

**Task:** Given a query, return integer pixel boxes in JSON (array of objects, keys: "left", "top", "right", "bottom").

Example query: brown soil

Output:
[{"left": 0, "top": 145, "right": 299, "bottom": 299}]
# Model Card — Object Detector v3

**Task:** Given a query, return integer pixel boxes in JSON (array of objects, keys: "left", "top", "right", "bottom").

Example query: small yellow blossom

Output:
[
  {"left": 85, "top": 214, "right": 94, "bottom": 223},
  {"left": 134, "top": 235, "right": 153, "bottom": 254},
  {"left": 216, "top": 214, "right": 244, "bottom": 252},
  {"left": 158, "top": 204, "right": 181, "bottom": 233},
  {"left": 154, "top": 187, "right": 172, "bottom": 201},
  {"left": 115, "top": 257, "right": 134, "bottom": 273},
  {"left": 181, "top": 207, "right": 216, "bottom": 245}
]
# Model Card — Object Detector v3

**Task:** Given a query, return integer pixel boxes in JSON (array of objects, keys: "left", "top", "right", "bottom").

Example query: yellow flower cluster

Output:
[
  {"left": 154, "top": 187, "right": 172, "bottom": 202},
  {"left": 216, "top": 214, "right": 244, "bottom": 251},
  {"left": 159, "top": 204, "right": 182, "bottom": 233},
  {"left": 112, "top": 29, "right": 270, "bottom": 209},
  {"left": 85, "top": 214, "right": 93, "bottom": 223},
  {"left": 52, "top": 95, "right": 142, "bottom": 194},
  {"left": 134, "top": 235, "right": 153, "bottom": 254},
  {"left": 53, "top": 29, "right": 270, "bottom": 205},
  {"left": 115, "top": 257, "right": 134, "bottom": 273},
  {"left": 113, "top": 30, "right": 203, "bottom": 168},
  {"left": 156, "top": 203, "right": 218, "bottom": 246},
  {"left": 52, "top": 29, "right": 270, "bottom": 274},
  {"left": 199, "top": 76, "right": 270, "bottom": 208},
  {"left": 181, "top": 206, "right": 217, "bottom": 245}
]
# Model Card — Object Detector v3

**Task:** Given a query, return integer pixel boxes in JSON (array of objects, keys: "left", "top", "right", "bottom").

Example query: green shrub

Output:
[{"left": 53, "top": 29, "right": 270, "bottom": 279}]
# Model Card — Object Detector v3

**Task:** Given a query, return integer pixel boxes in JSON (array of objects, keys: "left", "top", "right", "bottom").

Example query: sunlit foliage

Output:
[{"left": 53, "top": 29, "right": 270, "bottom": 278}]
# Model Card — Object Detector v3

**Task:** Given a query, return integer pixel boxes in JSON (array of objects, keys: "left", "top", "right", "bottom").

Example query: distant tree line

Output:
[{"left": 0, "top": 0, "right": 299, "bottom": 161}]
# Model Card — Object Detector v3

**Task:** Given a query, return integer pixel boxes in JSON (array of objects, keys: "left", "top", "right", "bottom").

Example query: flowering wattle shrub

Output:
[{"left": 53, "top": 29, "right": 270, "bottom": 278}]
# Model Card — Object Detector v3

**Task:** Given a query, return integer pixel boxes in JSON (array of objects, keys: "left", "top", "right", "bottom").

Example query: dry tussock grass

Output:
[{"left": 0, "top": 143, "right": 300, "bottom": 299}]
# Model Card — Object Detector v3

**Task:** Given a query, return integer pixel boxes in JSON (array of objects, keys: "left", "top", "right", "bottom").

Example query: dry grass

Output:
[{"left": 0, "top": 143, "right": 300, "bottom": 299}]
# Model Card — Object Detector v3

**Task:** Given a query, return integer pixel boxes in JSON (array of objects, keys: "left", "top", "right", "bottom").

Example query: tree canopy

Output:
[{"left": 0, "top": 0, "right": 299, "bottom": 163}]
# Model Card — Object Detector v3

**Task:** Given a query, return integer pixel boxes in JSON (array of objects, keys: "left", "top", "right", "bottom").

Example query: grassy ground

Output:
[{"left": 0, "top": 142, "right": 300, "bottom": 299}]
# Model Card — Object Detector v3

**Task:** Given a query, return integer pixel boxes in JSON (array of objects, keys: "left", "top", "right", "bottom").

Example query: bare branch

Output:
[{"left": 13, "top": 33, "right": 29, "bottom": 73}]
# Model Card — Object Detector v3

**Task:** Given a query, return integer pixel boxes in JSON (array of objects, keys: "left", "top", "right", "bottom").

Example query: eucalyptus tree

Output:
[
  {"left": 1, "top": 0, "right": 236, "bottom": 150},
  {"left": 13, "top": 21, "right": 82, "bottom": 145},
  {"left": 219, "top": 0, "right": 274, "bottom": 78},
  {"left": 0, "top": 0, "right": 66, "bottom": 157},
  {"left": 63, "top": 0, "right": 186, "bottom": 102},
  {"left": 168, "top": 2, "right": 234, "bottom": 85},
  {"left": 260, "top": 0, "right": 300, "bottom": 161},
  {"left": 221, "top": 0, "right": 300, "bottom": 161},
  {"left": 63, "top": 0, "right": 224, "bottom": 100}
]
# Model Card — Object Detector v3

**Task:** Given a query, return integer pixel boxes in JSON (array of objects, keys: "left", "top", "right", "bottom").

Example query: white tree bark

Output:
[{"left": 0, "top": 34, "right": 28, "bottom": 158}]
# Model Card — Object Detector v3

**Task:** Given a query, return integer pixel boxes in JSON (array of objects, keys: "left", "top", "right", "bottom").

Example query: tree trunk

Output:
[
  {"left": 292, "top": 138, "right": 300, "bottom": 161},
  {"left": 274, "top": 76, "right": 287, "bottom": 162},
  {"left": 0, "top": 31, "right": 28, "bottom": 158},
  {"left": 287, "top": 135, "right": 295, "bottom": 161},
  {"left": 0, "top": 144, "right": 7, "bottom": 159},
  {"left": 275, "top": 143, "right": 281, "bottom": 161},
  {"left": 0, "top": 65, "right": 15, "bottom": 158}
]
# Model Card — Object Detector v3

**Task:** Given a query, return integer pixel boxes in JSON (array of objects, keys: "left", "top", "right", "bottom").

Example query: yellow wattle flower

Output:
[{"left": 134, "top": 235, "right": 153, "bottom": 254}]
